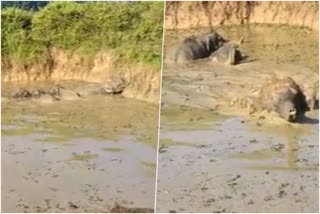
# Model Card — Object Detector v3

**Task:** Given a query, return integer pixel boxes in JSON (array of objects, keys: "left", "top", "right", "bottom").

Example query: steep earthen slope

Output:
[{"left": 166, "top": 1, "right": 319, "bottom": 31}]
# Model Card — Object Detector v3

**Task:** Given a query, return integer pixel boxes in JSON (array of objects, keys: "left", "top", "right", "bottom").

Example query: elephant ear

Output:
[
  {"left": 204, "top": 34, "right": 215, "bottom": 52},
  {"left": 206, "top": 33, "right": 226, "bottom": 52},
  {"left": 205, "top": 36, "right": 211, "bottom": 52},
  {"left": 289, "top": 87, "right": 298, "bottom": 95}
]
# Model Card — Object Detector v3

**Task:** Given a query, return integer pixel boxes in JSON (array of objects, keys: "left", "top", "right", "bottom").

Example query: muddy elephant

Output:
[
  {"left": 11, "top": 89, "right": 32, "bottom": 99},
  {"left": 33, "top": 94, "right": 60, "bottom": 103},
  {"left": 31, "top": 89, "right": 47, "bottom": 97},
  {"left": 210, "top": 43, "right": 244, "bottom": 65},
  {"left": 258, "top": 77, "right": 308, "bottom": 122},
  {"left": 302, "top": 81, "right": 319, "bottom": 110},
  {"left": 103, "top": 77, "right": 129, "bottom": 94},
  {"left": 49, "top": 85, "right": 80, "bottom": 100},
  {"left": 76, "top": 78, "right": 128, "bottom": 96},
  {"left": 166, "top": 31, "right": 227, "bottom": 63},
  {"left": 75, "top": 83, "right": 109, "bottom": 97}
]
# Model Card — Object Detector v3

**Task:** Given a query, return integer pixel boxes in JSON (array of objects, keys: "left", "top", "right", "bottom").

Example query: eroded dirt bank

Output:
[
  {"left": 166, "top": 1, "right": 319, "bottom": 31},
  {"left": 2, "top": 50, "right": 160, "bottom": 103}
]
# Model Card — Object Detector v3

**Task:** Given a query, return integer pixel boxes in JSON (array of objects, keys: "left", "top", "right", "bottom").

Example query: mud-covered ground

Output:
[
  {"left": 1, "top": 83, "right": 158, "bottom": 212},
  {"left": 157, "top": 24, "right": 319, "bottom": 212},
  {"left": 157, "top": 106, "right": 318, "bottom": 213}
]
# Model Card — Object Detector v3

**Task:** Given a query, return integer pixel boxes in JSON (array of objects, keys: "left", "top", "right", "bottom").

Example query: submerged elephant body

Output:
[
  {"left": 9, "top": 77, "right": 129, "bottom": 103},
  {"left": 103, "top": 77, "right": 128, "bottom": 94},
  {"left": 75, "top": 83, "right": 108, "bottom": 97},
  {"left": 33, "top": 94, "right": 60, "bottom": 103},
  {"left": 11, "top": 89, "right": 32, "bottom": 99},
  {"left": 49, "top": 85, "right": 80, "bottom": 101},
  {"left": 166, "top": 31, "right": 226, "bottom": 63}
]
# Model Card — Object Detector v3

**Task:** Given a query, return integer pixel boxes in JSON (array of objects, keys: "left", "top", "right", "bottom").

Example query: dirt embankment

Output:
[
  {"left": 165, "top": 1, "right": 319, "bottom": 31},
  {"left": 1, "top": 49, "right": 160, "bottom": 103}
]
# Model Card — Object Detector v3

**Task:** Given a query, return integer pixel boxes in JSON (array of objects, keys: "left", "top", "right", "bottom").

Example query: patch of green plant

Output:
[
  {"left": 160, "top": 138, "right": 197, "bottom": 147},
  {"left": 102, "top": 147, "right": 125, "bottom": 153},
  {"left": 1, "top": 1, "right": 164, "bottom": 69},
  {"left": 2, "top": 126, "right": 34, "bottom": 136},
  {"left": 70, "top": 153, "right": 98, "bottom": 161},
  {"left": 1, "top": 8, "right": 45, "bottom": 65}
]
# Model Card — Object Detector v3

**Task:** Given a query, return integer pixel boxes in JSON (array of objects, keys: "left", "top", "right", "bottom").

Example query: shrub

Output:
[{"left": 1, "top": 1, "right": 164, "bottom": 68}]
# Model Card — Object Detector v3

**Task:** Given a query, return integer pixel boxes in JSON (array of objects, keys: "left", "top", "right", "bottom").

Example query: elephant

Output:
[
  {"left": 49, "top": 84, "right": 81, "bottom": 101},
  {"left": 33, "top": 94, "right": 60, "bottom": 103},
  {"left": 11, "top": 88, "right": 32, "bottom": 99},
  {"left": 302, "top": 81, "right": 319, "bottom": 110},
  {"left": 75, "top": 83, "right": 109, "bottom": 97},
  {"left": 76, "top": 77, "right": 129, "bottom": 96},
  {"left": 258, "top": 77, "right": 308, "bottom": 122},
  {"left": 103, "top": 77, "right": 129, "bottom": 94},
  {"left": 9, "top": 77, "right": 129, "bottom": 103},
  {"left": 165, "top": 31, "right": 227, "bottom": 63},
  {"left": 31, "top": 89, "right": 47, "bottom": 97}
]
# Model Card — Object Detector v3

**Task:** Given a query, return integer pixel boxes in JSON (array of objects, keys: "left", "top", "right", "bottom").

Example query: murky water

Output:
[
  {"left": 1, "top": 84, "right": 158, "bottom": 212},
  {"left": 158, "top": 24, "right": 319, "bottom": 212},
  {"left": 157, "top": 106, "right": 318, "bottom": 213}
]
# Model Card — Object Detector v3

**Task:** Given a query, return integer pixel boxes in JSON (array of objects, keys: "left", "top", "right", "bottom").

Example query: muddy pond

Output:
[
  {"left": 1, "top": 81, "right": 158, "bottom": 212},
  {"left": 157, "top": 24, "right": 319, "bottom": 212}
]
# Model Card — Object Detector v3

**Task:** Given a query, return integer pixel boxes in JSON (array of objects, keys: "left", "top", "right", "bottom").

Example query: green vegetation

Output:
[
  {"left": 102, "top": 147, "right": 125, "bottom": 153},
  {"left": 1, "top": 1, "right": 164, "bottom": 67},
  {"left": 70, "top": 153, "right": 98, "bottom": 161},
  {"left": 160, "top": 138, "right": 198, "bottom": 147}
]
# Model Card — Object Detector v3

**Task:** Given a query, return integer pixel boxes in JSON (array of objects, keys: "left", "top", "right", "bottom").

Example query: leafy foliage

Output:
[
  {"left": 1, "top": 8, "right": 44, "bottom": 64},
  {"left": 1, "top": 1, "right": 164, "bottom": 67}
]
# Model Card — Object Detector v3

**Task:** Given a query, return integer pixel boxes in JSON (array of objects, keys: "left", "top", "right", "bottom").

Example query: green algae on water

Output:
[
  {"left": 160, "top": 138, "right": 198, "bottom": 147},
  {"left": 140, "top": 160, "right": 157, "bottom": 169},
  {"left": 35, "top": 136, "right": 70, "bottom": 143},
  {"left": 140, "top": 160, "right": 156, "bottom": 177},
  {"left": 248, "top": 165, "right": 318, "bottom": 171},
  {"left": 102, "top": 147, "right": 125, "bottom": 153},
  {"left": 161, "top": 105, "right": 227, "bottom": 131},
  {"left": 231, "top": 148, "right": 281, "bottom": 160},
  {"left": 70, "top": 153, "right": 98, "bottom": 161},
  {"left": 1, "top": 92, "right": 159, "bottom": 146},
  {"left": 2, "top": 126, "right": 34, "bottom": 136}
]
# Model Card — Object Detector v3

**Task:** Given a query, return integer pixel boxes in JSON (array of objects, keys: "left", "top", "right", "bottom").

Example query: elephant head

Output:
[
  {"left": 276, "top": 100, "right": 297, "bottom": 122},
  {"left": 200, "top": 31, "right": 227, "bottom": 54}
]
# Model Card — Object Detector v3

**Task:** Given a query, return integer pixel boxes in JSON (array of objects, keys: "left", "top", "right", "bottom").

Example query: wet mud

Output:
[
  {"left": 2, "top": 82, "right": 158, "bottom": 212},
  {"left": 157, "top": 106, "right": 318, "bottom": 213},
  {"left": 158, "top": 24, "right": 319, "bottom": 212}
]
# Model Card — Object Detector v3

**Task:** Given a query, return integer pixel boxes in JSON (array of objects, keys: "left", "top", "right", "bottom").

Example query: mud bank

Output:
[
  {"left": 2, "top": 50, "right": 160, "bottom": 103},
  {"left": 166, "top": 1, "right": 319, "bottom": 31}
]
